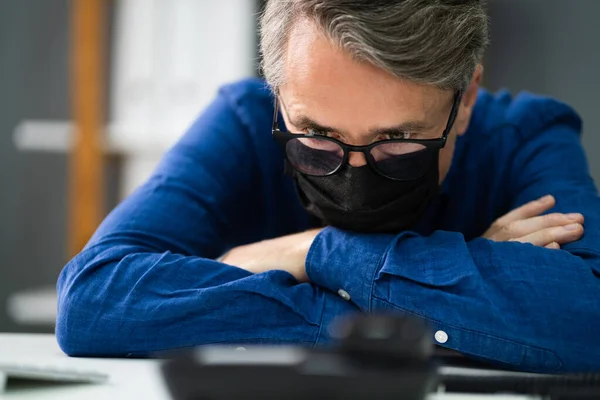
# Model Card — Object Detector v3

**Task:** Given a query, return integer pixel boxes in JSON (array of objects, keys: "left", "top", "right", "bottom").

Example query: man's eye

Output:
[
  {"left": 306, "top": 127, "right": 329, "bottom": 137},
  {"left": 381, "top": 131, "right": 414, "bottom": 140}
]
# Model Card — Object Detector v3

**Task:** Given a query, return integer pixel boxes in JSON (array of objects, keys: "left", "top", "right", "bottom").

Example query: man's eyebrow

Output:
[
  {"left": 290, "top": 114, "right": 338, "bottom": 133},
  {"left": 369, "top": 121, "right": 432, "bottom": 136}
]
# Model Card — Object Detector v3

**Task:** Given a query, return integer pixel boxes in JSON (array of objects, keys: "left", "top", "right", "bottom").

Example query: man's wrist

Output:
[{"left": 288, "top": 229, "right": 322, "bottom": 282}]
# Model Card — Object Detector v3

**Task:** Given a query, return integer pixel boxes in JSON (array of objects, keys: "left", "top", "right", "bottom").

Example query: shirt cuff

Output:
[
  {"left": 314, "top": 284, "right": 361, "bottom": 348},
  {"left": 306, "top": 227, "right": 390, "bottom": 312}
]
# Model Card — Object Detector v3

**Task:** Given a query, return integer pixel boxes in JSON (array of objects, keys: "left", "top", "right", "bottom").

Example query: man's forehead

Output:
[
  {"left": 282, "top": 18, "right": 451, "bottom": 116},
  {"left": 281, "top": 87, "right": 445, "bottom": 114}
]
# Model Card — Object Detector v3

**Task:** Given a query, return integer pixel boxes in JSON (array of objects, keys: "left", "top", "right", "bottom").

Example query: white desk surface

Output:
[
  {"left": 0, "top": 333, "right": 538, "bottom": 400},
  {"left": 0, "top": 334, "right": 169, "bottom": 400}
]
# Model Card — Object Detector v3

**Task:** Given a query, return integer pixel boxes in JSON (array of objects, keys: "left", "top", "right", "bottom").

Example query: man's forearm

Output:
[
  {"left": 306, "top": 227, "right": 600, "bottom": 373},
  {"left": 57, "top": 239, "right": 357, "bottom": 356}
]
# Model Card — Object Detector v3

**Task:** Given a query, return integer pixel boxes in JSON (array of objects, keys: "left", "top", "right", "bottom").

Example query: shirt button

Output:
[
  {"left": 434, "top": 330, "right": 449, "bottom": 344},
  {"left": 337, "top": 289, "right": 351, "bottom": 301}
]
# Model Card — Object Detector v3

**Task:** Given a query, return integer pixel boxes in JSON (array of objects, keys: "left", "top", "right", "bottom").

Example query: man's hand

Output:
[
  {"left": 483, "top": 195, "right": 584, "bottom": 249},
  {"left": 220, "top": 229, "right": 322, "bottom": 282}
]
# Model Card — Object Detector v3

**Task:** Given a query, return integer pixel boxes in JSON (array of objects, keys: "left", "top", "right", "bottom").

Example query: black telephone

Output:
[{"left": 161, "top": 313, "right": 600, "bottom": 400}]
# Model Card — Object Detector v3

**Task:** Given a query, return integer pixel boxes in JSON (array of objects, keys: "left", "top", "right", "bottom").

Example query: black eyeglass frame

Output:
[{"left": 272, "top": 90, "right": 464, "bottom": 180}]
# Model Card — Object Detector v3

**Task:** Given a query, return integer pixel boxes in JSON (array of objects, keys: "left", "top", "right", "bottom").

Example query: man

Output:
[{"left": 57, "top": 0, "right": 600, "bottom": 373}]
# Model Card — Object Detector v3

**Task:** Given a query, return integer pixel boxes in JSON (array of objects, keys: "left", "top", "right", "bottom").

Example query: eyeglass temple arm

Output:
[
  {"left": 272, "top": 93, "right": 280, "bottom": 131},
  {"left": 443, "top": 90, "right": 464, "bottom": 138}
]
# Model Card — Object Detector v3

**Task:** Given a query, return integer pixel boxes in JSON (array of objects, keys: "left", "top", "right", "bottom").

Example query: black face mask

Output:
[{"left": 288, "top": 149, "right": 440, "bottom": 233}]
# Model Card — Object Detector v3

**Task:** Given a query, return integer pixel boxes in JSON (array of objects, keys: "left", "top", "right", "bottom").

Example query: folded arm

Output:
[{"left": 56, "top": 87, "right": 358, "bottom": 356}]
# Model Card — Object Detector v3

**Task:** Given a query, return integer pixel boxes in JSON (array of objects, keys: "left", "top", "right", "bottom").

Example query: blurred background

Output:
[{"left": 0, "top": 0, "right": 598, "bottom": 334}]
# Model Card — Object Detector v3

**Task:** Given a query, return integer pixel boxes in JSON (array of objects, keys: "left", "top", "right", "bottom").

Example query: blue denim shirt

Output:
[{"left": 56, "top": 79, "right": 600, "bottom": 373}]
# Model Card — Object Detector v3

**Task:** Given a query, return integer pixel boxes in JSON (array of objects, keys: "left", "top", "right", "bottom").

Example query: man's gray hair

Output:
[{"left": 259, "top": 0, "right": 489, "bottom": 91}]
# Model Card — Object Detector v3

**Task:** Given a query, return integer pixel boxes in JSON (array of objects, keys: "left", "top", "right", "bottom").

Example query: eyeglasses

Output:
[{"left": 272, "top": 90, "right": 463, "bottom": 181}]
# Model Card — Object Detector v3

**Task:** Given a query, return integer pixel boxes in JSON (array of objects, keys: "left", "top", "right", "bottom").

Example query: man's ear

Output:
[{"left": 454, "top": 64, "right": 483, "bottom": 135}]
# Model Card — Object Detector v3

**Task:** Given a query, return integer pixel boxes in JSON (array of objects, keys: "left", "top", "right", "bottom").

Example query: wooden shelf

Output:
[{"left": 13, "top": 119, "right": 169, "bottom": 156}]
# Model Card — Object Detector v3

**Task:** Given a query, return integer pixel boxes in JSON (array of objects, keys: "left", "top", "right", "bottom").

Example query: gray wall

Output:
[
  {"left": 485, "top": 0, "right": 600, "bottom": 183},
  {"left": 0, "top": 0, "right": 118, "bottom": 333},
  {"left": 0, "top": 0, "right": 70, "bottom": 332}
]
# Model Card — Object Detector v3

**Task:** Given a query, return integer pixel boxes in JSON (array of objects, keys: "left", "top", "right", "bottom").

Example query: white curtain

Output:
[{"left": 109, "top": 0, "right": 256, "bottom": 197}]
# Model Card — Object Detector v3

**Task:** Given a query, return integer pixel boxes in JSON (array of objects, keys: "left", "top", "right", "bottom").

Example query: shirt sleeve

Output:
[
  {"left": 306, "top": 122, "right": 600, "bottom": 373},
  {"left": 56, "top": 86, "right": 358, "bottom": 357}
]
